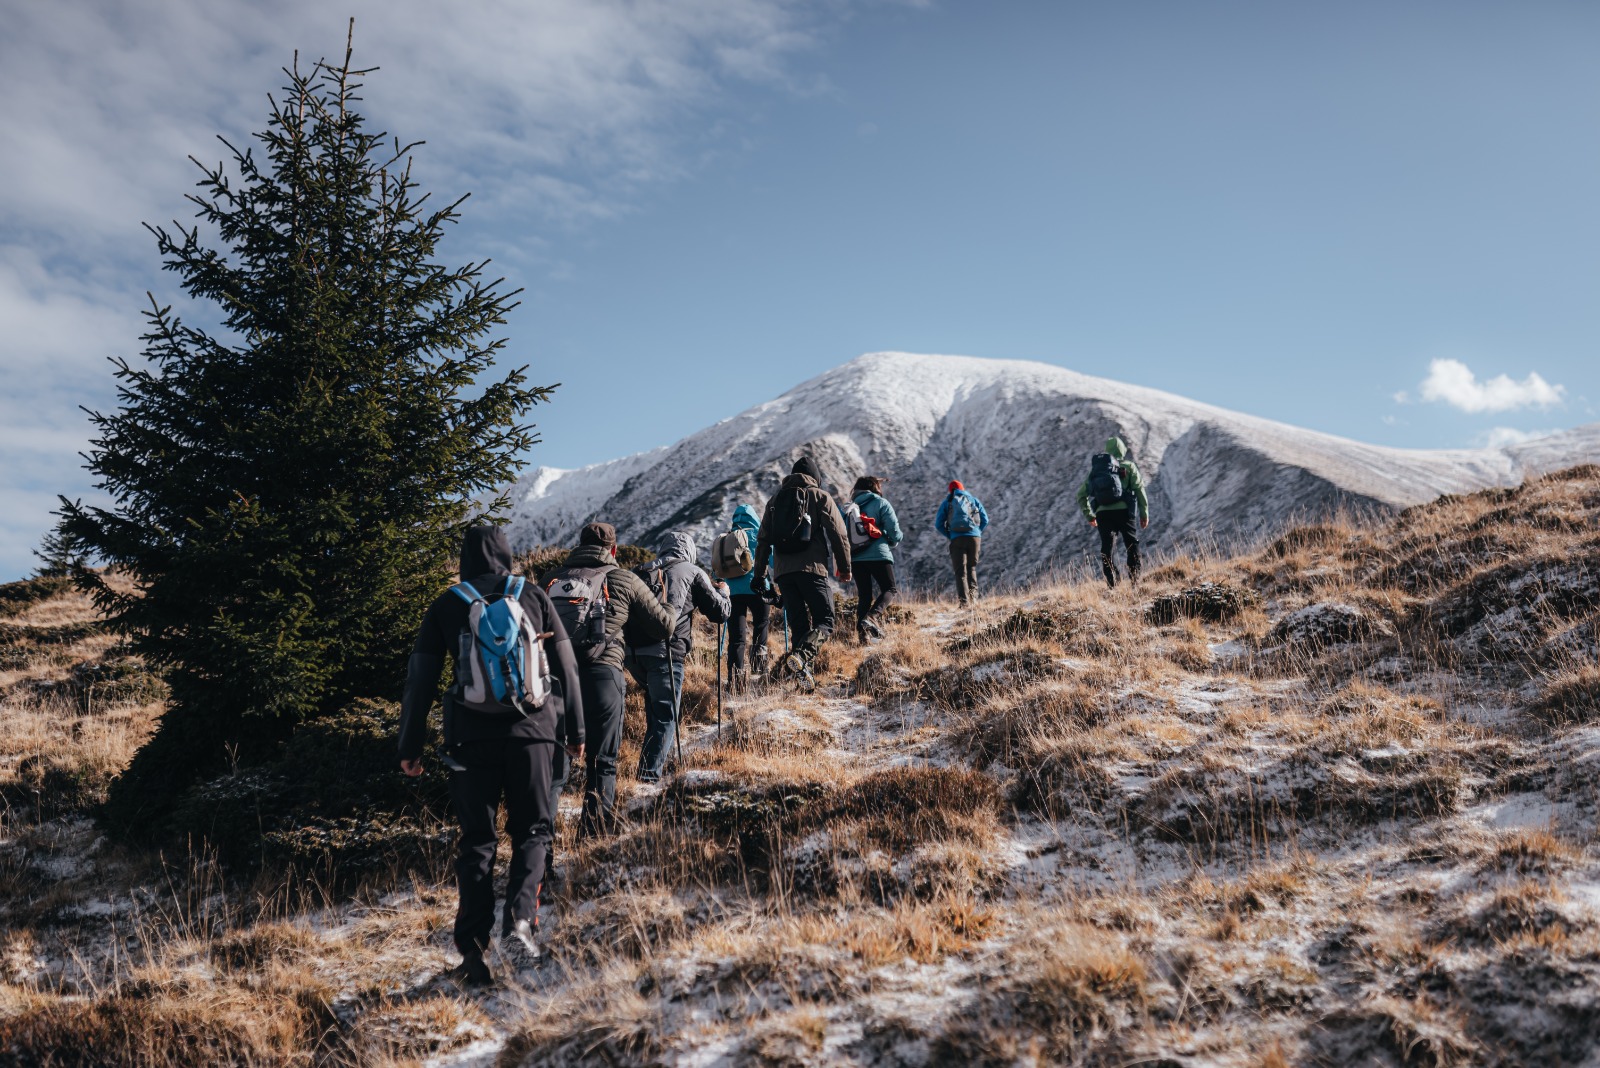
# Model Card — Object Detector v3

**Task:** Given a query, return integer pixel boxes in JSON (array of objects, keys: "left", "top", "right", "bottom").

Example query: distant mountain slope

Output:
[{"left": 502, "top": 352, "right": 1600, "bottom": 589}]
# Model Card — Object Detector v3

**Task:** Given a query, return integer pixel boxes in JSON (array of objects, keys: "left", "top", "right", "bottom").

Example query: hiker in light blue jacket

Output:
[
  {"left": 847, "top": 476, "right": 902, "bottom": 642},
  {"left": 724, "top": 503, "right": 774, "bottom": 687},
  {"left": 934, "top": 480, "right": 989, "bottom": 607}
]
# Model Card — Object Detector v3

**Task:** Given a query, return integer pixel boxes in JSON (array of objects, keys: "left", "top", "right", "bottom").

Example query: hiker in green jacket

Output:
[{"left": 1076, "top": 437, "right": 1149, "bottom": 589}]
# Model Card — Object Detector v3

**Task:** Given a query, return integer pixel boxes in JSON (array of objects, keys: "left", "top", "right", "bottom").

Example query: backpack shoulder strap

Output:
[
  {"left": 504, "top": 575, "right": 526, "bottom": 600},
  {"left": 450, "top": 582, "right": 482, "bottom": 605}
]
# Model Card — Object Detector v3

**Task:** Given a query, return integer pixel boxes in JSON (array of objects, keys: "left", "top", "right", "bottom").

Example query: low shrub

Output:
[
  {"left": 164, "top": 699, "right": 453, "bottom": 890},
  {"left": 1147, "top": 582, "right": 1262, "bottom": 625},
  {"left": 0, "top": 574, "right": 74, "bottom": 618}
]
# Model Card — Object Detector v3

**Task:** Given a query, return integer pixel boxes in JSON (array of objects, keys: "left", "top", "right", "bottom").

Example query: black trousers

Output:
[
  {"left": 776, "top": 572, "right": 834, "bottom": 664},
  {"left": 854, "top": 560, "right": 897, "bottom": 626},
  {"left": 727, "top": 592, "right": 771, "bottom": 674},
  {"left": 1096, "top": 508, "right": 1141, "bottom": 587},
  {"left": 449, "top": 738, "right": 555, "bottom": 956}
]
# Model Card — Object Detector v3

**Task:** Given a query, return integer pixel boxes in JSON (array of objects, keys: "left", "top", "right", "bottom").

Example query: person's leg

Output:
[
  {"left": 749, "top": 594, "right": 771, "bottom": 675},
  {"left": 581, "top": 663, "right": 626, "bottom": 832},
  {"left": 854, "top": 565, "right": 874, "bottom": 638},
  {"left": 776, "top": 573, "right": 813, "bottom": 668},
  {"left": 544, "top": 740, "right": 568, "bottom": 886},
  {"left": 795, "top": 573, "right": 834, "bottom": 663},
  {"left": 635, "top": 653, "right": 678, "bottom": 782},
  {"left": 966, "top": 538, "right": 980, "bottom": 602},
  {"left": 502, "top": 740, "right": 555, "bottom": 936},
  {"left": 1097, "top": 518, "right": 1119, "bottom": 588},
  {"left": 949, "top": 539, "right": 969, "bottom": 606},
  {"left": 727, "top": 595, "right": 751, "bottom": 680},
  {"left": 447, "top": 742, "right": 503, "bottom": 959},
  {"left": 1123, "top": 515, "right": 1142, "bottom": 583},
  {"left": 868, "top": 561, "right": 898, "bottom": 625}
]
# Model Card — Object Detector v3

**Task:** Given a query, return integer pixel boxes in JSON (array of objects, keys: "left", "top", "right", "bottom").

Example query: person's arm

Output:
[
  {"left": 620, "top": 570, "right": 674, "bottom": 642},
  {"left": 751, "top": 503, "right": 775, "bottom": 586},
  {"left": 1128, "top": 462, "right": 1150, "bottom": 527},
  {"left": 1076, "top": 478, "right": 1096, "bottom": 523},
  {"left": 934, "top": 497, "right": 950, "bottom": 538},
  {"left": 879, "top": 499, "right": 903, "bottom": 546},
  {"left": 398, "top": 599, "right": 449, "bottom": 771},
  {"left": 977, "top": 496, "right": 990, "bottom": 534},
  {"left": 821, "top": 495, "right": 851, "bottom": 579},
  {"left": 534, "top": 588, "right": 585, "bottom": 756},
  {"left": 690, "top": 569, "right": 732, "bottom": 623}
]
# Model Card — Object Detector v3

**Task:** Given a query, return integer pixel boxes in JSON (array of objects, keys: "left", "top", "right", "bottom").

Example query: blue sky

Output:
[{"left": 2, "top": 0, "right": 1597, "bottom": 578}]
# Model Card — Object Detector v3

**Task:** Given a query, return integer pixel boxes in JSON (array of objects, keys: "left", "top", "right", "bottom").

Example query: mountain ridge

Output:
[{"left": 503, "top": 352, "right": 1600, "bottom": 589}]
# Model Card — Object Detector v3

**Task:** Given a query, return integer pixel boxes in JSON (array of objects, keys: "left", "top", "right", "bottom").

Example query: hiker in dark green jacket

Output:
[{"left": 1076, "top": 436, "right": 1150, "bottom": 589}]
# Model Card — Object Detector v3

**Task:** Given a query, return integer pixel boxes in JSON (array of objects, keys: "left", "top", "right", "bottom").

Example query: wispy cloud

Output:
[
  {"left": 0, "top": 0, "right": 878, "bottom": 576},
  {"left": 1411, "top": 357, "right": 1566, "bottom": 414}
]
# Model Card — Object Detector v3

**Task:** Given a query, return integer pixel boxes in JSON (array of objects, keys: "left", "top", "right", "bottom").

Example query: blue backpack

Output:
[
  {"left": 946, "top": 492, "right": 982, "bottom": 536},
  {"left": 450, "top": 576, "right": 550, "bottom": 716}
]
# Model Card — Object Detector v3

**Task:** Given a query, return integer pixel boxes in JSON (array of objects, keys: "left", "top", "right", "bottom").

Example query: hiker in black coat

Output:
[{"left": 398, "top": 525, "right": 583, "bottom": 985}]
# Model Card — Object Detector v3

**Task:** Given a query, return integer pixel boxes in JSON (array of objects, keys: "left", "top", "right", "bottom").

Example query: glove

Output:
[{"left": 752, "top": 574, "right": 772, "bottom": 597}]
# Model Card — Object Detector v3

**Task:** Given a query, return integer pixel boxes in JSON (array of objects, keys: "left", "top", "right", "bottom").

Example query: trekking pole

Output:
[{"left": 716, "top": 622, "right": 725, "bottom": 742}]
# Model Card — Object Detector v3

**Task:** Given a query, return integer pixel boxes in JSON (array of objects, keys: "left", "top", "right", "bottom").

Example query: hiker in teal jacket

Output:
[
  {"left": 848, "top": 476, "right": 902, "bottom": 642},
  {"left": 1076, "top": 436, "right": 1150, "bottom": 588},
  {"left": 724, "top": 503, "right": 773, "bottom": 686}
]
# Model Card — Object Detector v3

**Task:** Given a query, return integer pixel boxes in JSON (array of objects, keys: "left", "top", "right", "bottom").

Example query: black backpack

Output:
[
  {"left": 768, "top": 485, "right": 814, "bottom": 554},
  {"left": 1088, "top": 453, "right": 1125, "bottom": 507},
  {"left": 543, "top": 564, "right": 615, "bottom": 664}
]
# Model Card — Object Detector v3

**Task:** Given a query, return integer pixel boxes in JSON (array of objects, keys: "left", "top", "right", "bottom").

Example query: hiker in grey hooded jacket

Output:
[{"left": 629, "top": 531, "right": 732, "bottom": 781}]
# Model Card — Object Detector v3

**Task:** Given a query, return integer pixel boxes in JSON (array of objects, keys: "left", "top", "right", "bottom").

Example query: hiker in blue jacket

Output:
[
  {"left": 724, "top": 503, "right": 774, "bottom": 689},
  {"left": 935, "top": 480, "right": 989, "bottom": 607},
  {"left": 846, "top": 475, "right": 903, "bottom": 642}
]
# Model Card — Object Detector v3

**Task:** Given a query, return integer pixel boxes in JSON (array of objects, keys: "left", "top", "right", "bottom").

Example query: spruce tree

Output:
[{"left": 61, "top": 39, "right": 550, "bottom": 835}]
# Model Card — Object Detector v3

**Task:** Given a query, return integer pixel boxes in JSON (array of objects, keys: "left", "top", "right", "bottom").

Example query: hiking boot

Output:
[
  {"left": 500, "top": 918, "right": 541, "bottom": 970},
  {"left": 864, "top": 617, "right": 885, "bottom": 640},
  {"left": 778, "top": 651, "right": 806, "bottom": 679},
  {"left": 446, "top": 952, "right": 494, "bottom": 989},
  {"left": 795, "top": 667, "right": 817, "bottom": 693}
]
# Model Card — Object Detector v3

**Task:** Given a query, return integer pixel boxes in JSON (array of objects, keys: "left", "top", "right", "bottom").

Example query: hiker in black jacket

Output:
[
  {"left": 751, "top": 456, "right": 852, "bottom": 688},
  {"left": 397, "top": 525, "right": 583, "bottom": 987},
  {"left": 543, "top": 522, "right": 673, "bottom": 835},
  {"left": 629, "top": 531, "right": 731, "bottom": 782}
]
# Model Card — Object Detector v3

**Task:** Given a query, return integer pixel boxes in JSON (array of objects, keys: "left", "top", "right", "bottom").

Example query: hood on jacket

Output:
[
  {"left": 792, "top": 456, "right": 822, "bottom": 482},
  {"left": 659, "top": 530, "right": 696, "bottom": 563},
  {"left": 460, "top": 524, "right": 514, "bottom": 580},
  {"left": 1104, "top": 437, "right": 1129, "bottom": 460},
  {"left": 732, "top": 504, "right": 761, "bottom": 531},
  {"left": 781, "top": 472, "right": 818, "bottom": 491}
]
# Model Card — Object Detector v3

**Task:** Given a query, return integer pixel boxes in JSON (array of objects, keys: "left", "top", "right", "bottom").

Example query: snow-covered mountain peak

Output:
[{"left": 502, "top": 352, "right": 1600, "bottom": 589}]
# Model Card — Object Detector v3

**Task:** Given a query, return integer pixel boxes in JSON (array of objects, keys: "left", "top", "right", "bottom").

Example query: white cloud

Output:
[
  {"left": 1417, "top": 357, "right": 1566, "bottom": 414},
  {"left": 1478, "top": 426, "right": 1557, "bottom": 450},
  {"left": 0, "top": 0, "right": 887, "bottom": 577}
]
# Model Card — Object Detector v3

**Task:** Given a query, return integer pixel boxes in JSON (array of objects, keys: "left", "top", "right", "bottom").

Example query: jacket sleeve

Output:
[
  {"left": 880, "top": 499, "right": 903, "bottom": 546},
  {"left": 620, "top": 570, "right": 674, "bottom": 642},
  {"left": 821, "top": 494, "right": 851, "bottom": 575},
  {"left": 934, "top": 497, "right": 950, "bottom": 537},
  {"left": 541, "top": 594, "right": 584, "bottom": 747},
  {"left": 691, "top": 569, "right": 732, "bottom": 623},
  {"left": 977, "top": 495, "right": 990, "bottom": 534},
  {"left": 752, "top": 501, "right": 775, "bottom": 583},
  {"left": 1076, "top": 479, "right": 1095, "bottom": 521},
  {"left": 397, "top": 652, "right": 444, "bottom": 761},
  {"left": 1128, "top": 462, "right": 1150, "bottom": 520},
  {"left": 398, "top": 597, "right": 450, "bottom": 760}
]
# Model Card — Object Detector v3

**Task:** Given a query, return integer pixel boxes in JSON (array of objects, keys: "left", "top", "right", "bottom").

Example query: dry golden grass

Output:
[{"left": 8, "top": 471, "right": 1600, "bottom": 1066}]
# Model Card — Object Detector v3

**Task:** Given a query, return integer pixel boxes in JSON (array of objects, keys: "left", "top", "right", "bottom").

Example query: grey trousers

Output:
[{"left": 949, "top": 536, "right": 980, "bottom": 605}]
